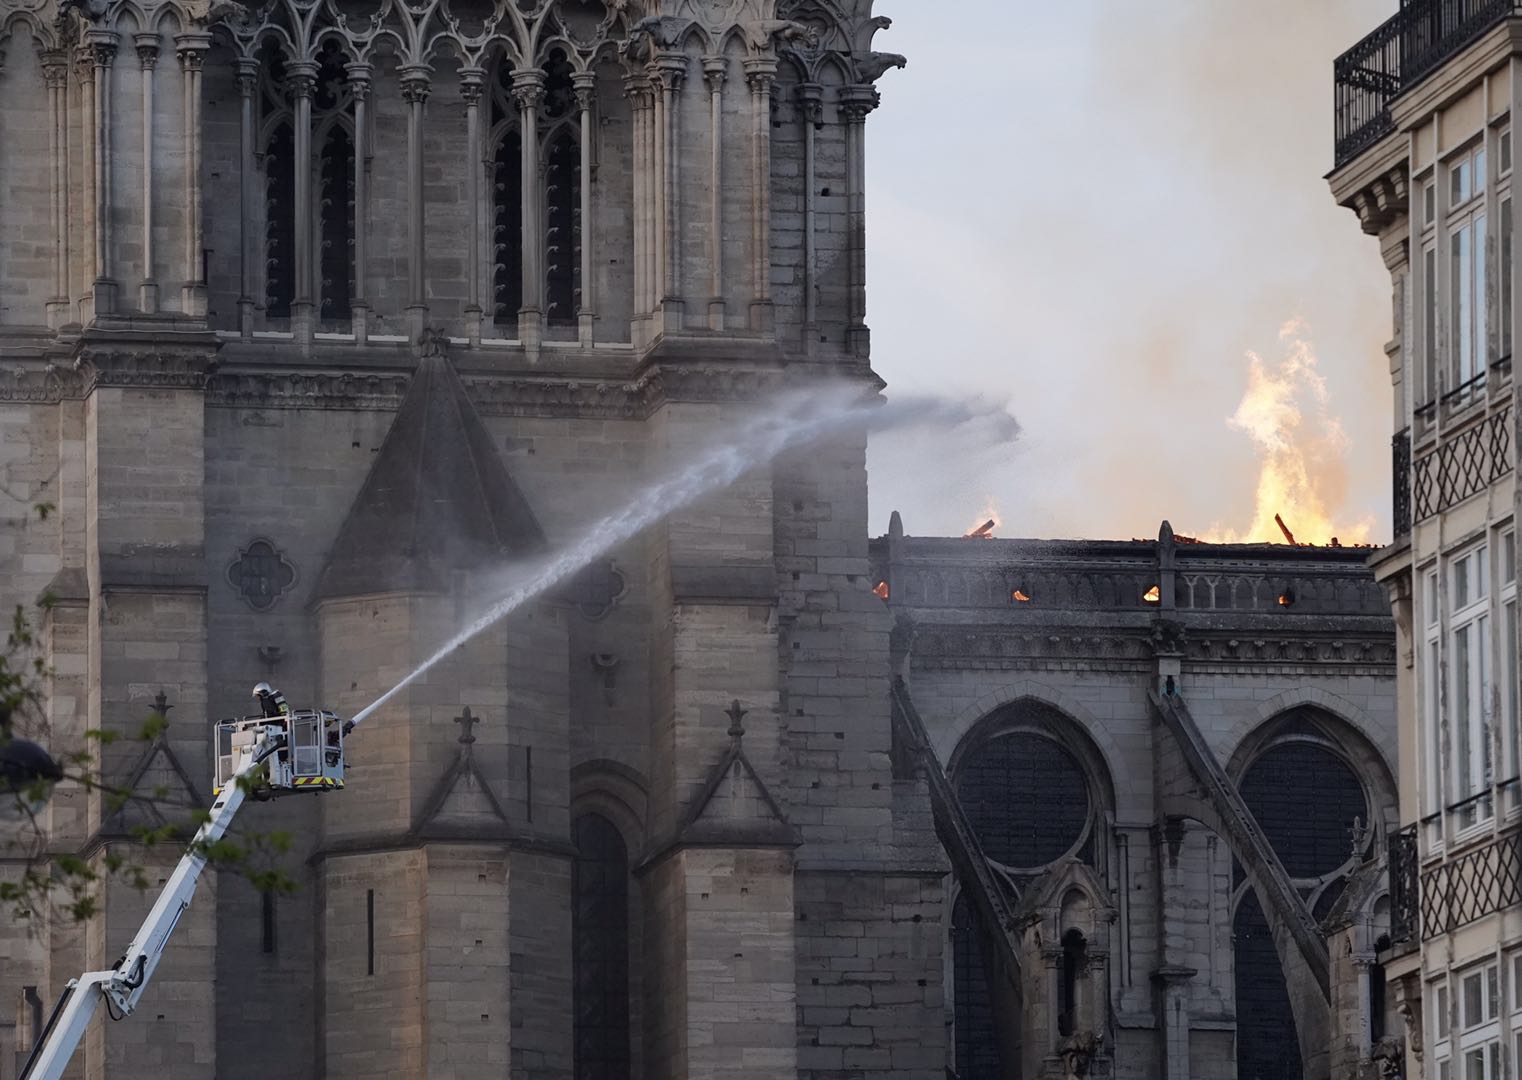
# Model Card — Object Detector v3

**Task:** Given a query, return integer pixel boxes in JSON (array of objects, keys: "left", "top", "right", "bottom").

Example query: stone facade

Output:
[
  {"left": 875, "top": 521, "right": 1399, "bottom": 1080},
  {"left": 1330, "top": 6, "right": 1522, "bottom": 1080},
  {"left": 0, "top": 2, "right": 1401, "bottom": 1079}
]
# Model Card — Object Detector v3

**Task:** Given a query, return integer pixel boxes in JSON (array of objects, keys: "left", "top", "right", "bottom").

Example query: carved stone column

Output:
[
  {"left": 42, "top": 51, "right": 70, "bottom": 328},
  {"left": 460, "top": 66, "right": 485, "bottom": 348},
  {"left": 236, "top": 57, "right": 258, "bottom": 338},
  {"left": 286, "top": 60, "right": 317, "bottom": 345},
  {"left": 703, "top": 56, "right": 725, "bottom": 331},
  {"left": 622, "top": 72, "right": 651, "bottom": 323},
  {"left": 75, "top": 50, "right": 96, "bottom": 321},
  {"left": 135, "top": 33, "right": 159, "bottom": 312},
  {"left": 511, "top": 69, "right": 545, "bottom": 357},
  {"left": 175, "top": 32, "right": 210, "bottom": 318},
  {"left": 400, "top": 65, "right": 431, "bottom": 343},
  {"left": 797, "top": 82, "right": 823, "bottom": 342},
  {"left": 347, "top": 61, "right": 373, "bottom": 343},
  {"left": 573, "top": 71, "right": 597, "bottom": 346},
  {"left": 840, "top": 85, "right": 878, "bottom": 358},
  {"left": 652, "top": 55, "right": 687, "bottom": 331},
  {"left": 86, "top": 30, "right": 119, "bottom": 316},
  {"left": 742, "top": 57, "right": 775, "bottom": 333}
]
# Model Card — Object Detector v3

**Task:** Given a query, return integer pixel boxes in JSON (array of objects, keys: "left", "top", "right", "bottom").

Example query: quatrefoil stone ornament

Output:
[{"left": 227, "top": 538, "right": 298, "bottom": 612}]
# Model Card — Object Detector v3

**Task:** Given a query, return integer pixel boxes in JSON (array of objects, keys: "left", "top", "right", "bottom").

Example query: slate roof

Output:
[{"left": 313, "top": 356, "right": 546, "bottom": 600}]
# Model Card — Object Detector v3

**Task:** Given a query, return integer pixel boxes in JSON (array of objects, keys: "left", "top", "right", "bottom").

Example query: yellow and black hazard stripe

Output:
[{"left": 291, "top": 776, "right": 344, "bottom": 789}]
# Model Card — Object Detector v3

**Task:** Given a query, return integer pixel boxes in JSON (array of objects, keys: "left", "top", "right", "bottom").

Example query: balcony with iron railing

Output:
[{"left": 1335, "top": 0, "right": 1522, "bottom": 168}]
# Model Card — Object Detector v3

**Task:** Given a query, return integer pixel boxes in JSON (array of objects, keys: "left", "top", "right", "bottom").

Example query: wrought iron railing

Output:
[
  {"left": 1335, "top": 0, "right": 1522, "bottom": 167},
  {"left": 1393, "top": 428, "right": 1412, "bottom": 538},
  {"left": 1421, "top": 829, "right": 1522, "bottom": 936},
  {"left": 1388, "top": 823, "right": 1419, "bottom": 943}
]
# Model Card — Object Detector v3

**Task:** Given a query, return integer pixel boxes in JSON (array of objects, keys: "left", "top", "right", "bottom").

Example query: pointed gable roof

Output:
[
  {"left": 675, "top": 702, "right": 798, "bottom": 850},
  {"left": 315, "top": 357, "right": 546, "bottom": 601}
]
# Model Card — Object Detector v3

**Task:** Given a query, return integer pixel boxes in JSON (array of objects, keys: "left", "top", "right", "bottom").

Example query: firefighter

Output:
[{"left": 252, "top": 682, "right": 288, "bottom": 719}]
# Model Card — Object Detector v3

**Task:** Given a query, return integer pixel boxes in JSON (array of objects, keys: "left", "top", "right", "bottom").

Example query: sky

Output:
[{"left": 863, "top": 0, "right": 1398, "bottom": 545}]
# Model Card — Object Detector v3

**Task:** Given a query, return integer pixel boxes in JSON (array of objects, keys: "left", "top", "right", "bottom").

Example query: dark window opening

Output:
[
  {"left": 1234, "top": 889, "right": 1301, "bottom": 1080},
  {"left": 951, "top": 894, "right": 1010, "bottom": 1080},
  {"left": 261, "top": 891, "right": 276, "bottom": 955},
  {"left": 544, "top": 125, "right": 580, "bottom": 326},
  {"left": 1239, "top": 741, "right": 1367, "bottom": 879},
  {"left": 264, "top": 120, "right": 295, "bottom": 319},
  {"left": 1059, "top": 928, "right": 1086, "bottom": 1038},
  {"left": 318, "top": 125, "right": 355, "bottom": 320},
  {"left": 492, "top": 127, "right": 524, "bottom": 325},
  {"left": 1234, "top": 734, "right": 1369, "bottom": 1080},
  {"left": 365, "top": 888, "right": 375, "bottom": 976},
  {"left": 956, "top": 730, "right": 1089, "bottom": 869},
  {"left": 572, "top": 813, "right": 631, "bottom": 1080},
  {"left": 1370, "top": 934, "right": 1391, "bottom": 1042}
]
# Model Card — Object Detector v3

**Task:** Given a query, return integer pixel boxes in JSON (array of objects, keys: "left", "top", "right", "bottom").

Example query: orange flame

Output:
[
  {"left": 1201, "top": 320, "right": 1373, "bottom": 546},
  {"left": 966, "top": 499, "right": 1002, "bottom": 539}
]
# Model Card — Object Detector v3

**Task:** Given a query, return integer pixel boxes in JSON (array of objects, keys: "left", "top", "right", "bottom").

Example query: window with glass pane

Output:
[
  {"left": 1425, "top": 246, "right": 1440, "bottom": 402},
  {"left": 1453, "top": 221, "right": 1484, "bottom": 386},
  {"left": 1438, "top": 982, "right": 1452, "bottom": 1039},
  {"left": 1454, "top": 158, "right": 1473, "bottom": 204},
  {"left": 1503, "top": 198, "right": 1513, "bottom": 362},
  {"left": 1503, "top": 130, "right": 1514, "bottom": 175}
]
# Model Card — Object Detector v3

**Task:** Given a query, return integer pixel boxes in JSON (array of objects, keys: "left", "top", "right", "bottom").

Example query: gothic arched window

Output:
[
  {"left": 491, "top": 61, "right": 524, "bottom": 326},
  {"left": 264, "top": 117, "right": 295, "bottom": 320},
  {"left": 951, "top": 894, "right": 1003, "bottom": 1080},
  {"left": 948, "top": 704, "right": 1112, "bottom": 1080},
  {"left": 1233, "top": 737, "right": 1369, "bottom": 1080},
  {"left": 313, "top": 41, "right": 355, "bottom": 323},
  {"left": 542, "top": 50, "right": 581, "bottom": 327},
  {"left": 258, "top": 40, "right": 355, "bottom": 326},
  {"left": 261, "top": 44, "right": 295, "bottom": 320},
  {"left": 572, "top": 813, "right": 631, "bottom": 1080}
]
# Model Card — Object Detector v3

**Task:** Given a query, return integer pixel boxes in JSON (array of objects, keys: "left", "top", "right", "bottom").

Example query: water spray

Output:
[{"left": 347, "top": 383, "right": 1020, "bottom": 728}]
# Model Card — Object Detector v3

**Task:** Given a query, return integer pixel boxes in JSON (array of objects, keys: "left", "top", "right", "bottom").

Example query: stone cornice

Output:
[
  {"left": 907, "top": 623, "right": 1397, "bottom": 672},
  {"left": 0, "top": 352, "right": 882, "bottom": 418},
  {"left": 77, "top": 349, "right": 217, "bottom": 391}
]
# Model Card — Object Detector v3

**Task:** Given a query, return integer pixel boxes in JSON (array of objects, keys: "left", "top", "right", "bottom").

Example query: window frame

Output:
[
  {"left": 1448, "top": 543, "right": 1494, "bottom": 836},
  {"left": 1446, "top": 140, "right": 1488, "bottom": 403}
]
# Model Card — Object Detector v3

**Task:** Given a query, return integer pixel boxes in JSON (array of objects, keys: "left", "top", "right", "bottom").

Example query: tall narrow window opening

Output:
[
  {"left": 318, "top": 126, "right": 355, "bottom": 320},
  {"left": 1370, "top": 934, "right": 1390, "bottom": 1043},
  {"left": 313, "top": 41, "right": 355, "bottom": 324},
  {"left": 264, "top": 120, "right": 295, "bottom": 320},
  {"left": 542, "top": 50, "right": 581, "bottom": 327},
  {"left": 572, "top": 813, "right": 631, "bottom": 1080},
  {"left": 1058, "top": 929, "right": 1086, "bottom": 1038},
  {"left": 951, "top": 894, "right": 1004, "bottom": 1080},
  {"left": 491, "top": 61, "right": 524, "bottom": 326},
  {"left": 261, "top": 891, "right": 276, "bottom": 955}
]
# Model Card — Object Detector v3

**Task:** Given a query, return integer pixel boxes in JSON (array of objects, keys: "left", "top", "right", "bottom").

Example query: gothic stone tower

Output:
[{"left": 0, "top": 2, "right": 935, "bottom": 1079}]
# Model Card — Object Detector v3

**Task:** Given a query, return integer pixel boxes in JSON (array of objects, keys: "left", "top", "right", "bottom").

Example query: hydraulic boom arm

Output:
[{"left": 18, "top": 732, "right": 281, "bottom": 1080}]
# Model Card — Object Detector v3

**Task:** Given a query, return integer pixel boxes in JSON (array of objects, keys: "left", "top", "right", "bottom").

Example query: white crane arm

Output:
[{"left": 19, "top": 733, "right": 279, "bottom": 1080}]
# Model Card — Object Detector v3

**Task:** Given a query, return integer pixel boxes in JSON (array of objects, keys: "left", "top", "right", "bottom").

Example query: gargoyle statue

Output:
[
  {"left": 746, "top": 18, "right": 819, "bottom": 51},
  {"left": 854, "top": 50, "right": 907, "bottom": 83},
  {"left": 56, "top": 0, "right": 110, "bottom": 24},
  {"left": 1058, "top": 1031, "right": 1103, "bottom": 1079},
  {"left": 189, "top": 0, "right": 251, "bottom": 26},
  {"left": 621, "top": 15, "right": 685, "bottom": 62}
]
